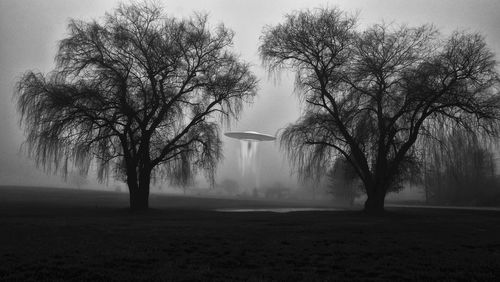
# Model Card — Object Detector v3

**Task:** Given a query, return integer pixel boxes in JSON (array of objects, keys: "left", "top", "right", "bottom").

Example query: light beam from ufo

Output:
[{"left": 224, "top": 131, "right": 276, "bottom": 189}]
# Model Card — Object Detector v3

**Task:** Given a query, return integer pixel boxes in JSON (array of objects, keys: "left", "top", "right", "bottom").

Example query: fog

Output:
[{"left": 1, "top": 0, "right": 500, "bottom": 200}]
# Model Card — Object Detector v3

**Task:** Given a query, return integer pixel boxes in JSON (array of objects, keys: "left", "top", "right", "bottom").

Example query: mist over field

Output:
[{"left": 0, "top": 0, "right": 499, "bottom": 204}]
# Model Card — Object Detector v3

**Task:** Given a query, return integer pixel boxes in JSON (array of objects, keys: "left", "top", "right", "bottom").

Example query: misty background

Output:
[{"left": 1, "top": 0, "right": 500, "bottom": 198}]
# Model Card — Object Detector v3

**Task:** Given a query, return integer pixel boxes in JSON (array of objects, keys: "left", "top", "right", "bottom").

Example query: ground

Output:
[{"left": 1, "top": 186, "right": 499, "bottom": 281}]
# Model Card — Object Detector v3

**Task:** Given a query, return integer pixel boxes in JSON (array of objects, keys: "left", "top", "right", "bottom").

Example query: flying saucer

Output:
[{"left": 224, "top": 131, "right": 276, "bottom": 141}]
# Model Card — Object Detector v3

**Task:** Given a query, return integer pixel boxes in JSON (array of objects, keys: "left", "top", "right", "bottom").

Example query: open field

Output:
[{"left": 1, "top": 186, "right": 500, "bottom": 281}]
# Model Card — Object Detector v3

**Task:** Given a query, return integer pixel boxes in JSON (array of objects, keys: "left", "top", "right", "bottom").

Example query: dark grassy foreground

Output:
[{"left": 1, "top": 186, "right": 500, "bottom": 281}]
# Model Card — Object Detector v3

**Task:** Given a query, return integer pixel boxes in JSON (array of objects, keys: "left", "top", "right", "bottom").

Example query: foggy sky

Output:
[{"left": 0, "top": 0, "right": 499, "bottom": 189}]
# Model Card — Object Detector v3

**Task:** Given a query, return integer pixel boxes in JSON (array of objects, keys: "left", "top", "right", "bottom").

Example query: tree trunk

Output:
[
  {"left": 364, "top": 185, "right": 387, "bottom": 214},
  {"left": 127, "top": 167, "right": 151, "bottom": 211}
]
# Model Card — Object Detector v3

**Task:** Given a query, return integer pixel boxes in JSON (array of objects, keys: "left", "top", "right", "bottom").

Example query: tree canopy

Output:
[
  {"left": 16, "top": 2, "right": 257, "bottom": 210},
  {"left": 260, "top": 8, "right": 500, "bottom": 213}
]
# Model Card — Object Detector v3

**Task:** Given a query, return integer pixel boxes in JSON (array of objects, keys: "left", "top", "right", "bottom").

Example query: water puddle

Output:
[{"left": 215, "top": 207, "right": 342, "bottom": 213}]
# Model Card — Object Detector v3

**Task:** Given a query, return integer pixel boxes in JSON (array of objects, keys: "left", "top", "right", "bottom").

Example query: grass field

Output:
[{"left": 1, "top": 185, "right": 500, "bottom": 281}]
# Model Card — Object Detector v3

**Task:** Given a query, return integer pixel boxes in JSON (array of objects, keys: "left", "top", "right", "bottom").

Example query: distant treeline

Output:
[{"left": 422, "top": 129, "right": 500, "bottom": 206}]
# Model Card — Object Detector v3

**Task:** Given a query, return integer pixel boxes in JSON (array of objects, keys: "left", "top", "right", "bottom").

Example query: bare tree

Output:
[
  {"left": 260, "top": 8, "right": 500, "bottom": 213},
  {"left": 16, "top": 3, "right": 257, "bottom": 210}
]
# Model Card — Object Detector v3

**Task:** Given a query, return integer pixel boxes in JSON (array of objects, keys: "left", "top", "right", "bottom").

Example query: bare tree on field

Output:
[
  {"left": 15, "top": 2, "right": 257, "bottom": 210},
  {"left": 260, "top": 8, "right": 500, "bottom": 213}
]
